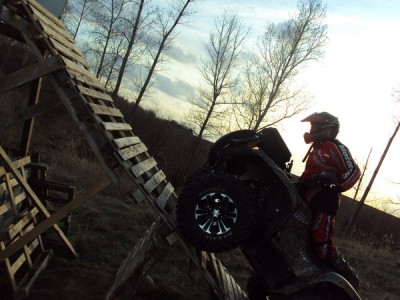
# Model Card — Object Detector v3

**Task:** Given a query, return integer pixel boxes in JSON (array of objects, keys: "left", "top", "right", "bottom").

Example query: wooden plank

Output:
[
  {"left": 0, "top": 175, "right": 112, "bottom": 263},
  {"left": 77, "top": 85, "right": 113, "bottom": 102},
  {"left": 30, "top": 6, "right": 80, "bottom": 54},
  {"left": 20, "top": 223, "right": 35, "bottom": 269},
  {"left": 102, "top": 122, "right": 132, "bottom": 131},
  {"left": 221, "top": 265, "right": 235, "bottom": 300},
  {"left": 14, "top": 191, "right": 28, "bottom": 206},
  {"left": 10, "top": 251, "right": 26, "bottom": 276},
  {"left": 201, "top": 251, "right": 209, "bottom": 274},
  {"left": 144, "top": 170, "right": 166, "bottom": 193},
  {"left": 27, "top": 0, "right": 66, "bottom": 30},
  {"left": 210, "top": 253, "right": 224, "bottom": 291},
  {"left": 50, "top": 37, "right": 89, "bottom": 68},
  {"left": 8, "top": 207, "right": 39, "bottom": 240},
  {"left": 130, "top": 157, "right": 157, "bottom": 177},
  {"left": 0, "top": 241, "right": 17, "bottom": 290},
  {"left": 0, "top": 202, "right": 10, "bottom": 216},
  {"left": 20, "top": 75, "right": 42, "bottom": 156},
  {"left": 5, "top": 177, "right": 18, "bottom": 189},
  {"left": 30, "top": 5, "right": 75, "bottom": 44},
  {"left": 88, "top": 103, "right": 124, "bottom": 118},
  {"left": 67, "top": 68, "right": 105, "bottom": 90},
  {"left": 5, "top": 173, "right": 18, "bottom": 216},
  {"left": 9, "top": 236, "right": 39, "bottom": 277},
  {"left": 62, "top": 56, "right": 98, "bottom": 82},
  {"left": 105, "top": 221, "right": 160, "bottom": 300},
  {"left": 118, "top": 143, "right": 147, "bottom": 161},
  {"left": 0, "top": 156, "right": 31, "bottom": 177},
  {"left": 21, "top": 221, "right": 35, "bottom": 235},
  {"left": 0, "top": 55, "right": 64, "bottom": 93},
  {"left": 113, "top": 136, "right": 140, "bottom": 149},
  {"left": 155, "top": 183, "right": 174, "bottom": 210},
  {"left": 0, "top": 146, "right": 77, "bottom": 259}
]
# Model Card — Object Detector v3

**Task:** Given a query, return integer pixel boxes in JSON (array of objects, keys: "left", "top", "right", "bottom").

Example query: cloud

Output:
[
  {"left": 166, "top": 44, "right": 200, "bottom": 66},
  {"left": 142, "top": 90, "right": 194, "bottom": 122},
  {"left": 154, "top": 73, "right": 195, "bottom": 100}
]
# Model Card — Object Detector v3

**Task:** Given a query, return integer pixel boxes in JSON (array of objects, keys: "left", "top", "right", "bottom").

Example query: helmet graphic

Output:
[{"left": 301, "top": 112, "right": 340, "bottom": 144}]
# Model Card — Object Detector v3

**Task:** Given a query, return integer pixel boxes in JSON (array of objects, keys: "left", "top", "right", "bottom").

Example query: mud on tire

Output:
[{"left": 176, "top": 172, "right": 260, "bottom": 253}]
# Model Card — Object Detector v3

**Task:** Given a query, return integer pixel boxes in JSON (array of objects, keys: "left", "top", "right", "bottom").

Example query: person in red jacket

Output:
[{"left": 298, "top": 112, "right": 361, "bottom": 290}]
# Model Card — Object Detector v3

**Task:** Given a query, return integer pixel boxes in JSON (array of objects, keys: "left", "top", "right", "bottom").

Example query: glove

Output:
[
  {"left": 313, "top": 171, "right": 337, "bottom": 184},
  {"left": 321, "top": 183, "right": 343, "bottom": 193}
]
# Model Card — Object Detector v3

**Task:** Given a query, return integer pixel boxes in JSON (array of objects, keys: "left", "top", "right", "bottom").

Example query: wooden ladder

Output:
[{"left": 0, "top": 0, "right": 248, "bottom": 299}]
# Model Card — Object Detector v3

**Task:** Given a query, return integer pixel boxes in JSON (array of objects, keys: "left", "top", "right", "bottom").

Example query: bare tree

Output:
[
  {"left": 129, "top": 0, "right": 195, "bottom": 113},
  {"left": 90, "top": 0, "right": 130, "bottom": 78},
  {"left": 112, "top": 0, "right": 194, "bottom": 107},
  {"left": 187, "top": 10, "right": 249, "bottom": 142},
  {"left": 63, "top": 0, "right": 97, "bottom": 39},
  {"left": 112, "top": 0, "right": 146, "bottom": 98},
  {"left": 103, "top": 36, "right": 128, "bottom": 89},
  {"left": 235, "top": 0, "right": 327, "bottom": 131}
]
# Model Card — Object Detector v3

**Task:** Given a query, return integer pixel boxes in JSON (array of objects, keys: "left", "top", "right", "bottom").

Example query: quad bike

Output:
[{"left": 175, "top": 128, "right": 361, "bottom": 300}]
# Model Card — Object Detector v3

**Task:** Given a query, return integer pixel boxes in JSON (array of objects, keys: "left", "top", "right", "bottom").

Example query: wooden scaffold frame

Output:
[{"left": 0, "top": 1, "right": 248, "bottom": 299}]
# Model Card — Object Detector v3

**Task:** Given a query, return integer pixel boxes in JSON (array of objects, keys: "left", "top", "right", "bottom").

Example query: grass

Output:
[
  {"left": 21, "top": 170, "right": 400, "bottom": 300},
  {"left": 336, "top": 237, "right": 400, "bottom": 300},
  {"left": 1, "top": 137, "right": 399, "bottom": 300}
]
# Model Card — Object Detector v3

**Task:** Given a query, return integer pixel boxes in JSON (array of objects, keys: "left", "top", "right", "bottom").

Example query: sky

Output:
[{"left": 135, "top": 0, "right": 400, "bottom": 212}]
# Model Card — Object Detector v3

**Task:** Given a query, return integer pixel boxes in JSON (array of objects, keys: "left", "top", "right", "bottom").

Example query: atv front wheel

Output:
[{"left": 176, "top": 172, "right": 260, "bottom": 252}]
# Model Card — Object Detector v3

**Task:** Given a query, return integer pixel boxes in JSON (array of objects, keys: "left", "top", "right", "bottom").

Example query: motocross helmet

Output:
[{"left": 301, "top": 112, "right": 339, "bottom": 144}]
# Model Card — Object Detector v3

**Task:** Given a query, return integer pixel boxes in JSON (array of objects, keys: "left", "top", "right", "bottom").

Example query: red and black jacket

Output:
[{"left": 299, "top": 139, "right": 360, "bottom": 193}]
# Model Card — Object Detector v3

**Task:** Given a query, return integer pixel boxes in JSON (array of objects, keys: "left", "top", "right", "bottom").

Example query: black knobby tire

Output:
[{"left": 176, "top": 172, "right": 260, "bottom": 253}]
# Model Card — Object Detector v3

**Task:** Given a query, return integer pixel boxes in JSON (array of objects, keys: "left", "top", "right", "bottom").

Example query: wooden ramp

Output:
[{"left": 0, "top": 0, "right": 248, "bottom": 299}]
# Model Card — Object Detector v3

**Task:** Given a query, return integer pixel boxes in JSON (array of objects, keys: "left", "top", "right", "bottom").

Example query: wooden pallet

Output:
[
  {"left": 0, "top": 0, "right": 249, "bottom": 298},
  {"left": 0, "top": 151, "right": 54, "bottom": 299}
]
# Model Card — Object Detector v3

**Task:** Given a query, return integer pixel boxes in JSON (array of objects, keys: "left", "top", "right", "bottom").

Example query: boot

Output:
[{"left": 326, "top": 252, "right": 360, "bottom": 291}]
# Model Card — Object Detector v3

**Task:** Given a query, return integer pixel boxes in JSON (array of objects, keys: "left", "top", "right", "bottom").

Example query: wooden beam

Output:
[
  {"left": 0, "top": 55, "right": 64, "bottom": 93},
  {"left": 0, "top": 174, "right": 112, "bottom": 263},
  {"left": 20, "top": 76, "right": 43, "bottom": 156}
]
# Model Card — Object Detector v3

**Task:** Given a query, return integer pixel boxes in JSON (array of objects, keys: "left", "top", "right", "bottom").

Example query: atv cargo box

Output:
[{"left": 258, "top": 127, "right": 292, "bottom": 170}]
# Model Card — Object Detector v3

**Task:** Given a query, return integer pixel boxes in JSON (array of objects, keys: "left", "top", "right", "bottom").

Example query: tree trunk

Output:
[
  {"left": 131, "top": 0, "right": 192, "bottom": 114},
  {"left": 112, "top": 0, "right": 144, "bottom": 98}
]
